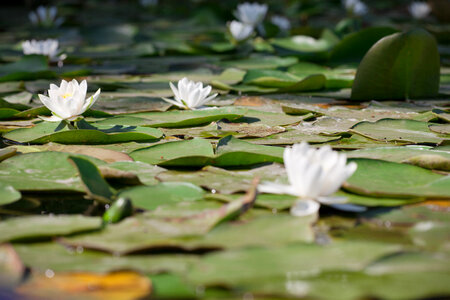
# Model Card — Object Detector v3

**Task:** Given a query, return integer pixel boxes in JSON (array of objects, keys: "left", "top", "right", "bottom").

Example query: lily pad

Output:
[
  {"left": 117, "top": 182, "right": 205, "bottom": 210},
  {"left": 63, "top": 184, "right": 257, "bottom": 254},
  {"left": 0, "top": 151, "right": 105, "bottom": 192},
  {"left": 4, "top": 121, "right": 163, "bottom": 145},
  {"left": 96, "top": 107, "right": 247, "bottom": 128},
  {"left": 350, "top": 119, "right": 447, "bottom": 145},
  {"left": 0, "top": 215, "right": 102, "bottom": 243},
  {"left": 345, "top": 158, "right": 450, "bottom": 199},
  {"left": 0, "top": 182, "right": 21, "bottom": 206}
]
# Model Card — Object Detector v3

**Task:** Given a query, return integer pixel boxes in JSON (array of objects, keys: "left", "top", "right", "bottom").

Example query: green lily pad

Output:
[
  {"left": 351, "top": 29, "right": 440, "bottom": 100},
  {"left": 117, "top": 182, "right": 205, "bottom": 210},
  {"left": 186, "top": 241, "right": 401, "bottom": 287},
  {"left": 95, "top": 107, "right": 247, "bottom": 128},
  {"left": 219, "top": 55, "right": 298, "bottom": 70},
  {"left": 130, "top": 136, "right": 284, "bottom": 167},
  {"left": 157, "top": 164, "right": 285, "bottom": 194},
  {"left": 0, "top": 182, "right": 21, "bottom": 206},
  {"left": 3, "top": 121, "right": 163, "bottom": 144},
  {"left": 345, "top": 158, "right": 450, "bottom": 199},
  {"left": 0, "top": 215, "right": 102, "bottom": 243},
  {"left": 130, "top": 138, "right": 214, "bottom": 167},
  {"left": 68, "top": 156, "right": 115, "bottom": 203},
  {"left": 104, "top": 161, "right": 166, "bottom": 185},
  {"left": 0, "top": 55, "right": 55, "bottom": 82},
  {"left": 0, "top": 151, "right": 105, "bottom": 192},
  {"left": 0, "top": 108, "right": 20, "bottom": 120},
  {"left": 63, "top": 187, "right": 257, "bottom": 254},
  {"left": 346, "top": 146, "right": 450, "bottom": 164},
  {"left": 14, "top": 242, "right": 197, "bottom": 275},
  {"left": 350, "top": 119, "right": 447, "bottom": 145}
]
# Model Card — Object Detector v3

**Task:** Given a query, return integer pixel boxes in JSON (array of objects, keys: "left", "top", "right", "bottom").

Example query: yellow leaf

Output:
[{"left": 17, "top": 271, "right": 151, "bottom": 300}]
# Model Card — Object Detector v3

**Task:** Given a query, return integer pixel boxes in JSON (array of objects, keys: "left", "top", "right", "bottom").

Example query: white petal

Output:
[
  {"left": 81, "top": 88, "right": 101, "bottom": 113},
  {"left": 258, "top": 182, "right": 300, "bottom": 196},
  {"left": 290, "top": 200, "right": 320, "bottom": 217},
  {"left": 169, "top": 82, "right": 181, "bottom": 100},
  {"left": 38, "top": 114, "right": 63, "bottom": 122},
  {"left": 162, "top": 97, "right": 186, "bottom": 109}
]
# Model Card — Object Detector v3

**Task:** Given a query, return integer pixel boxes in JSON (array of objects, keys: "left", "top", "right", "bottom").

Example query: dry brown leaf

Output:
[{"left": 17, "top": 271, "right": 151, "bottom": 300}]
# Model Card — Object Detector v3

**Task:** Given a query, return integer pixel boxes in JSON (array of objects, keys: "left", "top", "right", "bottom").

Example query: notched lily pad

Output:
[{"left": 4, "top": 121, "right": 163, "bottom": 145}]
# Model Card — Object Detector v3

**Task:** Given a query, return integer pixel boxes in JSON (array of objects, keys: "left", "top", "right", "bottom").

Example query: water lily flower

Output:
[
  {"left": 22, "top": 39, "right": 66, "bottom": 63},
  {"left": 38, "top": 79, "right": 101, "bottom": 122},
  {"left": 228, "top": 20, "right": 254, "bottom": 42},
  {"left": 235, "top": 2, "right": 268, "bottom": 26},
  {"left": 271, "top": 15, "right": 291, "bottom": 31},
  {"left": 163, "top": 77, "right": 217, "bottom": 110},
  {"left": 258, "top": 142, "right": 358, "bottom": 216},
  {"left": 342, "top": 0, "right": 368, "bottom": 16},
  {"left": 409, "top": 2, "right": 431, "bottom": 19},
  {"left": 29, "top": 5, "right": 64, "bottom": 28}
]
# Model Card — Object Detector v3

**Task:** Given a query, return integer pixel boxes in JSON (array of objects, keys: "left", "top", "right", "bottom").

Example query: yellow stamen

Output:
[{"left": 62, "top": 93, "right": 72, "bottom": 99}]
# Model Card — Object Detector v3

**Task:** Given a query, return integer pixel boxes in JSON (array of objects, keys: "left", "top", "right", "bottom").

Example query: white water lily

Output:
[
  {"left": 342, "top": 0, "right": 368, "bottom": 16},
  {"left": 258, "top": 142, "right": 358, "bottom": 216},
  {"left": 38, "top": 79, "right": 101, "bottom": 122},
  {"left": 235, "top": 2, "right": 268, "bottom": 26},
  {"left": 409, "top": 2, "right": 431, "bottom": 19},
  {"left": 22, "top": 39, "right": 66, "bottom": 62},
  {"left": 29, "top": 5, "right": 64, "bottom": 27},
  {"left": 271, "top": 15, "right": 291, "bottom": 31},
  {"left": 163, "top": 77, "right": 217, "bottom": 110},
  {"left": 228, "top": 20, "right": 254, "bottom": 42}
]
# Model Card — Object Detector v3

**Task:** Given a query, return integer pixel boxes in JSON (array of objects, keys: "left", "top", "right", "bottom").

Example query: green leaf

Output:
[
  {"left": 351, "top": 29, "right": 440, "bottom": 100},
  {"left": 219, "top": 55, "right": 298, "bottom": 70},
  {"left": 0, "top": 182, "right": 21, "bottom": 206},
  {"left": 63, "top": 185, "right": 257, "bottom": 254},
  {"left": 130, "top": 136, "right": 284, "bottom": 167},
  {"left": 14, "top": 242, "right": 197, "bottom": 276},
  {"left": 3, "top": 121, "right": 163, "bottom": 144},
  {"left": 0, "top": 108, "right": 20, "bottom": 120},
  {"left": 330, "top": 27, "right": 398, "bottom": 64},
  {"left": 345, "top": 158, "right": 450, "bottom": 199},
  {"left": 346, "top": 145, "right": 450, "bottom": 163},
  {"left": 350, "top": 119, "right": 446, "bottom": 145},
  {"left": 0, "top": 215, "right": 102, "bottom": 243},
  {"left": 0, "top": 55, "right": 52, "bottom": 82},
  {"left": 95, "top": 107, "right": 247, "bottom": 128},
  {"left": 0, "top": 152, "right": 105, "bottom": 192},
  {"left": 117, "top": 182, "right": 205, "bottom": 210},
  {"left": 68, "top": 156, "right": 115, "bottom": 203},
  {"left": 130, "top": 138, "right": 214, "bottom": 167},
  {"left": 104, "top": 161, "right": 166, "bottom": 185},
  {"left": 213, "top": 135, "right": 284, "bottom": 167},
  {"left": 186, "top": 241, "right": 401, "bottom": 287}
]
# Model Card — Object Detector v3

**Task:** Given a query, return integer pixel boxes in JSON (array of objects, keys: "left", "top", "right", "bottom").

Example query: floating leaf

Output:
[
  {"left": 345, "top": 158, "right": 450, "bottom": 199},
  {"left": 0, "top": 182, "right": 21, "bottom": 206},
  {"left": 350, "top": 119, "right": 446, "bottom": 145},
  {"left": 68, "top": 156, "right": 115, "bottom": 203},
  {"left": 0, "top": 152, "right": 105, "bottom": 192},
  {"left": 4, "top": 121, "right": 163, "bottom": 144},
  {"left": 0, "top": 215, "right": 102, "bottom": 243},
  {"left": 96, "top": 107, "right": 247, "bottom": 128},
  {"left": 117, "top": 182, "right": 205, "bottom": 210}
]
